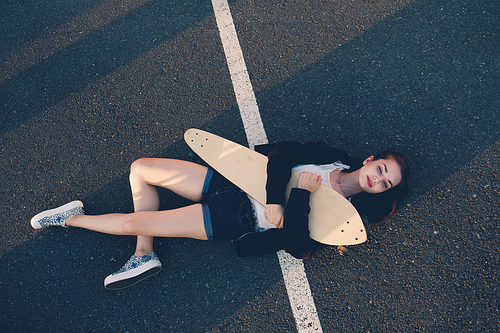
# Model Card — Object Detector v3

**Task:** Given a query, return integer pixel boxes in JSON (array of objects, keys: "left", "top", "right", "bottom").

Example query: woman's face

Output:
[{"left": 358, "top": 156, "right": 402, "bottom": 194}]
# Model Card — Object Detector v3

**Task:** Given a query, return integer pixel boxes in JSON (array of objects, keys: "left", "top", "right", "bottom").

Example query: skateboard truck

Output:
[{"left": 336, "top": 245, "right": 350, "bottom": 256}]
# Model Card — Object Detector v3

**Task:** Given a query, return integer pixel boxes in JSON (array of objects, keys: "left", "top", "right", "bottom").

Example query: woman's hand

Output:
[
  {"left": 265, "top": 173, "right": 320, "bottom": 229},
  {"left": 266, "top": 204, "right": 285, "bottom": 229},
  {"left": 298, "top": 172, "right": 322, "bottom": 193}
]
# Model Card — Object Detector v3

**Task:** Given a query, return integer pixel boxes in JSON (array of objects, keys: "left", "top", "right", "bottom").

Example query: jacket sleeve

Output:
[
  {"left": 264, "top": 141, "right": 349, "bottom": 206},
  {"left": 233, "top": 228, "right": 284, "bottom": 258},
  {"left": 283, "top": 188, "right": 320, "bottom": 259}
]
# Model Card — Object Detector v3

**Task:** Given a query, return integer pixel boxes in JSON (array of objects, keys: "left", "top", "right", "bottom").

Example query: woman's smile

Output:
[{"left": 367, "top": 176, "right": 372, "bottom": 188}]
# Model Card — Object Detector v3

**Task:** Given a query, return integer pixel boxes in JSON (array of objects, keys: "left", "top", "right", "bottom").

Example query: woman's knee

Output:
[
  {"left": 122, "top": 216, "right": 140, "bottom": 235},
  {"left": 129, "top": 158, "right": 153, "bottom": 183},
  {"left": 130, "top": 158, "right": 149, "bottom": 175}
]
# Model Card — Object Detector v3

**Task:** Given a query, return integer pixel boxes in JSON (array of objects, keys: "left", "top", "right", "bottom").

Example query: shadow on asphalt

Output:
[{"left": 0, "top": 0, "right": 215, "bottom": 135}]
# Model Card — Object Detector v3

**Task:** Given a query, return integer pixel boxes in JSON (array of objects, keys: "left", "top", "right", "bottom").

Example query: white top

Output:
[{"left": 250, "top": 162, "right": 350, "bottom": 230}]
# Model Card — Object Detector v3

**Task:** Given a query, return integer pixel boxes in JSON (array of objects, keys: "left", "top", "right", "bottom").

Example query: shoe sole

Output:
[
  {"left": 30, "top": 200, "right": 84, "bottom": 229},
  {"left": 104, "top": 263, "right": 162, "bottom": 290}
]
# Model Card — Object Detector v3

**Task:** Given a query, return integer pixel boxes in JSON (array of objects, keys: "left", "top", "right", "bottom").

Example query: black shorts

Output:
[{"left": 201, "top": 169, "right": 258, "bottom": 241}]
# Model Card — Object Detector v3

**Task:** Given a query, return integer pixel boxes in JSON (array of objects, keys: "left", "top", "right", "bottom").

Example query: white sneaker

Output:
[
  {"left": 104, "top": 252, "right": 162, "bottom": 290},
  {"left": 30, "top": 200, "right": 84, "bottom": 229}
]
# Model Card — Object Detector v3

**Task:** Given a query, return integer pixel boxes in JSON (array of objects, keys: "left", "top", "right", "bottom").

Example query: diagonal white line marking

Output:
[
  {"left": 277, "top": 251, "right": 323, "bottom": 332},
  {"left": 211, "top": 0, "right": 267, "bottom": 149},
  {"left": 211, "top": 0, "right": 323, "bottom": 331}
]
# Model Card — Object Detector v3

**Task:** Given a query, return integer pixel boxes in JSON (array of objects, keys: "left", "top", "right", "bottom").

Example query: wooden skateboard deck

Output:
[{"left": 184, "top": 129, "right": 366, "bottom": 245}]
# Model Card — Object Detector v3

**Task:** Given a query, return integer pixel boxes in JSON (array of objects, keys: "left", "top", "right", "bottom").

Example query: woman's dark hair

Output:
[{"left": 350, "top": 151, "right": 410, "bottom": 224}]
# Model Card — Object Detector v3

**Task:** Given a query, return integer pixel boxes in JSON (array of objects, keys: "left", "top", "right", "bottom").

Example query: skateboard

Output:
[{"left": 184, "top": 129, "right": 366, "bottom": 246}]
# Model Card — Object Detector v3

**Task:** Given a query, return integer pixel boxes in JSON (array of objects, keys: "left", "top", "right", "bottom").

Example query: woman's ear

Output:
[{"left": 362, "top": 156, "right": 375, "bottom": 165}]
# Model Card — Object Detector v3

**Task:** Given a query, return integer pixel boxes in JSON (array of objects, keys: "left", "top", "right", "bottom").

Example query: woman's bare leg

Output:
[
  {"left": 135, "top": 236, "right": 154, "bottom": 257},
  {"left": 66, "top": 205, "right": 206, "bottom": 238},
  {"left": 131, "top": 158, "right": 161, "bottom": 257},
  {"left": 66, "top": 158, "right": 210, "bottom": 243},
  {"left": 129, "top": 158, "right": 208, "bottom": 256},
  {"left": 29, "top": 158, "right": 212, "bottom": 289}
]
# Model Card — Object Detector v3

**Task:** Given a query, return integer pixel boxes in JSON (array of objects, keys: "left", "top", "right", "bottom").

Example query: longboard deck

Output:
[{"left": 184, "top": 129, "right": 366, "bottom": 246}]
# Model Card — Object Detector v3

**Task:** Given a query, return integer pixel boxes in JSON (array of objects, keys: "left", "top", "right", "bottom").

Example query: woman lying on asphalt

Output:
[{"left": 30, "top": 140, "right": 409, "bottom": 290}]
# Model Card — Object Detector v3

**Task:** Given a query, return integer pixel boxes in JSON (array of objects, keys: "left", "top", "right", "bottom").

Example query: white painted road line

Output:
[
  {"left": 211, "top": 0, "right": 267, "bottom": 149},
  {"left": 211, "top": 0, "right": 323, "bottom": 331},
  {"left": 278, "top": 251, "right": 323, "bottom": 332}
]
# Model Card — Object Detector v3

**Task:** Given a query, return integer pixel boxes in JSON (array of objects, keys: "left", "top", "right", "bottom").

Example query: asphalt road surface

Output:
[{"left": 1, "top": 0, "right": 499, "bottom": 332}]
